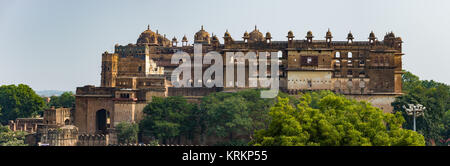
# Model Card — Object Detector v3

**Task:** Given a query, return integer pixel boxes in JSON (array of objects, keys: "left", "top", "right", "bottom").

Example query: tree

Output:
[
  {"left": 0, "top": 125, "right": 28, "bottom": 146},
  {"left": 115, "top": 121, "right": 139, "bottom": 144},
  {"left": 250, "top": 91, "right": 425, "bottom": 146},
  {"left": 48, "top": 92, "right": 75, "bottom": 108},
  {"left": 201, "top": 89, "right": 275, "bottom": 144},
  {"left": 391, "top": 71, "right": 450, "bottom": 145},
  {"left": 0, "top": 84, "right": 45, "bottom": 125},
  {"left": 139, "top": 96, "right": 196, "bottom": 144},
  {"left": 441, "top": 110, "right": 450, "bottom": 145}
]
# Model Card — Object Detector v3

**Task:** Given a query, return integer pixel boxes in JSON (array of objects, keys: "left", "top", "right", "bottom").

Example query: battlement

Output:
[
  {"left": 76, "top": 85, "right": 117, "bottom": 97},
  {"left": 77, "top": 133, "right": 117, "bottom": 146}
]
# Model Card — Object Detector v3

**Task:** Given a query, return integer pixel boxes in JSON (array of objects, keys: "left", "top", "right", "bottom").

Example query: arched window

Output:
[
  {"left": 335, "top": 52, "right": 340, "bottom": 58},
  {"left": 277, "top": 51, "right": 282, "bottom": 58},
  {"left": 348, "top": 52, "right": 352, "bottom": 59}
]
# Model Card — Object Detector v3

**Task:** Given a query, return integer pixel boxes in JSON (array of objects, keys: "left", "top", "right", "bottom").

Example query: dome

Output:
[
  {"left": 287, "top": 31, "right": 294, "bottom": 38},
  {"left": 212, "top": 35, "right": 219, "bottom": 41},
  {"left": 325, "top": 29, "right": 332, "bottom": 39},
  {"left": 182, "top": 35, "right": 188, "bottom": 42},
  {"left": 243, "top": 31, "right": 249, "bottom": 39},
  {"left": 369, "top": 31, "right": 376, "bottom": 40},
  {"left": 224, "top": 30, "right": 231, "bottom": 38},
  {"left": 248, "top": 26, "right": 264, "bottom": 42},
  {"left": 266, "top": 32, "right": 272, "bottom": 39},
  {"left": 172, "top": 37, "right": 177, "bottom": 42},
  {"left": 347, "top": 31, "right": 354, "bottom": 40},
  {"left": 194, "top": 25, "right": 210, "bottom": 44},
  {"left": 137, "top": 25, "right": 158, "bottom": 44},
  {"left": 157, "top": 34, "right": 170, "bottom": 45},
  {"left": 306, "top": 31, "right": 314, "bottom": 38},
  {"left": 384, "top": 31, "right": 395, "bottom": 40}
]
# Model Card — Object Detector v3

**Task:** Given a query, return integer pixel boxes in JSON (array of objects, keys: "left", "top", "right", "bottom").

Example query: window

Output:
[
  {"left": 301, "top": 56, "right": 318, "bottom": 66},
  {"left": 347, "top": 70, "right": 353, "bottom": 76},
  {"left": 335, "top": 52, "right": 340, "bottom": 58},
  {"left": 120, "top": 93, "right": 130, "bottom": 98},
  {"left": 348, "top": 52, "right": 352, "bottom": 59}
]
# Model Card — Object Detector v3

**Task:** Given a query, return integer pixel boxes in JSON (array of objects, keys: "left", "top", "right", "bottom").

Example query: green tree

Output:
[
  {"left": 250, "top": 91, "right": 425, "bottom": 146},
  {"left": 139, "top": 96, "right": 196, "bottom": 144},
  {"left": 391, "top": 71, "right": 450, "bottom": 145},
  {"left": 442, "top": 110, "right": 450, "bottom": 145},
  {"left": 0, "top": 125, "right": 28, "bottom": 146},
  {"left": 0, "top": 84, "right": 45, "bottom": 125},
  {"left": 201, "top": 89, "right": 275, "bottom": 144},
  {"left": 115, "top": 121, "right": 139, "bottom": 144},
  {"left": 48, "top": 92, "right": 75, "bottom": 108}
]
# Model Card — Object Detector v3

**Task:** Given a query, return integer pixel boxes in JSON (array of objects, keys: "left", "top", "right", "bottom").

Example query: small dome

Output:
[
  {"left": 243, "top": 31, "right": 249, "bottom": 39},
  {"left": 287, "top": 31, "right": 294, "bottom": 38},
  {"left": 224, "top": 30, "right": 231, "bottom": 38},
  {"left": 137, "top": 25, "right": 157, "bottom": 44},
  {"left": 248, "top": 25, "right": 264, "bottom": 42},
  {"left": 194, "top": 25, "right": 210, "bottom": 43},
  {"left": 182, "top": 35, "right": 188, "bottom": 42},
  {"left": 347, "top": 31, "right": 354, "bottom": 40},
  {"left": 266, "top": 32, "right": 272, "bottom": 39},
  {"left": 325, "top": 29, "right": 332, "bottom": 38},
  {"left": 212, "top": 35, "right": 219, "bottom": 41},
  {"left": 306, "top": 31, "right": 314, "bottom": 38},
  {"left": 172, "top": 37, "right": 177, "bottom": 42},
  {"left": 369, "top": 31, "right": 376, "bottom": 39},
  {"left": 384, "top": 31, "right": 395, "bottom": 40},
  {"left": 157, "top": 34, "right": 170, "bottom": 45}
]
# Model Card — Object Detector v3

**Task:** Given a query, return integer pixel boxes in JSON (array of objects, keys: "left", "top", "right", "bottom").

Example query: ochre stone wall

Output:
[{"left": 346, "top": 94, "right": 399, "bottom": 113}]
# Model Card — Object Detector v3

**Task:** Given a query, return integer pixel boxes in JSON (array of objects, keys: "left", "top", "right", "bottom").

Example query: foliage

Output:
[
  {"left": 213, "top": 139, "right": 249, "bottom": 146},
  {"left": 115, "top": 121, "right": 139, "bottom": 144},
  {"left": 0, "top": 125, "right": 28, "bottom": 146},
  {"left": 139, "top": 96, "right": 196, "bottom": 144},
  {"left": 147, "top": 140, "right": 159, "bottom": 146},
  {"left": 48, "top": 92, "right": 75, "bottom": 108},
  {"left": 0, "top": 84, "right": 45, "bottom": 125},
  {"left": 139, "top": 89, "right": 278, "bottom": 145},
  {"left": 200, "top": 89, "right": 275, "bottom": 142},
  {"left": 250, "top": 91, "right": 425, "bottom": 146},
  {"left": 392, "top": 71, "right": 450, "bottom": 145}
]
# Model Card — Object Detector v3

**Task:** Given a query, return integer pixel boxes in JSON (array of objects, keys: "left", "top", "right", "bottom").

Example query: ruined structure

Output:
[{"left": 75, "top": 25, "right": 404, "bottom": 135}]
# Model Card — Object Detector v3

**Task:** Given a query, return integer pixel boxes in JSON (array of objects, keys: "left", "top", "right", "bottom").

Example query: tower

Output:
[{"left": 101, "top": 51, "right": 118, "bottom": 87}]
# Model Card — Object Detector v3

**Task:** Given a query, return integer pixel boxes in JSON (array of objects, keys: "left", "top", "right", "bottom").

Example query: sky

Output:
[{"left": 0, "top": 0, "right": 449, "bottom": 91}]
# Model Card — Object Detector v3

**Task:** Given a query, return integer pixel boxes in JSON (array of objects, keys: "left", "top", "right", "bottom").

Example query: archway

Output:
[{"left": 96, "top": 109, "right": 110, "bottom": 133}]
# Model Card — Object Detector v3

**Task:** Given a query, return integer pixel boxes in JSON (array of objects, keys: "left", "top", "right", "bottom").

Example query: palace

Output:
[{"left": 74, "top": 25, "right": 404, "bottom": 135}]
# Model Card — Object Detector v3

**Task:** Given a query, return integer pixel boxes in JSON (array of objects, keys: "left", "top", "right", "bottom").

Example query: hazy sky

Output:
[{"left": 0, "top": 0, "right": 449, "bottom": 91}]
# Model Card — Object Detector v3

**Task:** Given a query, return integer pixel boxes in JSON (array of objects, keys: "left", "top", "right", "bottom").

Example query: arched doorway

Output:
[{"left": 96, "top": 109, "right": 110, "bottom": 133}]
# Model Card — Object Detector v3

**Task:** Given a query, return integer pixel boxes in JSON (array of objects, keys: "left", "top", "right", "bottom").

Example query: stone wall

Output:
[
  {"left": 9, "top": 118, "right": 43, "bottom": 133},
  {"left": 77, "top": 133, "right": 117, "bottom": 146},
  {"left": 346, "top": 94, "right": 399, "bottom": 113},
  {"left": 40, "top": 125, "right": 79, "bottom": 146}
]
